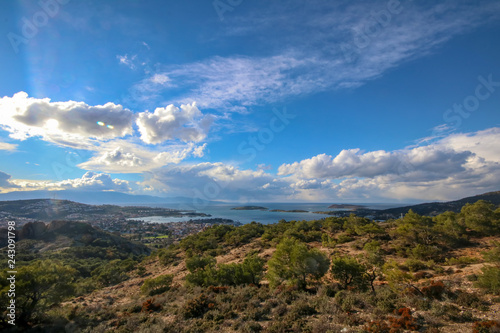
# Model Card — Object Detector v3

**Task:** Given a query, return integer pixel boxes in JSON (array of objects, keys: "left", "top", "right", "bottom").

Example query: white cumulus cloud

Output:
[
  {"left": 54, "top": 171, "right": 131, "bottom": 192},
  {"left": 9, "top": 172, "right": 131, "bottom": 193},
  {"left": 79, "top": 140, "right": 207, "bottom": 173},
  {"left": 278, "top": 146, "right": 472, "bottom": 181},
  {"left": 0, "top": 93, "right": 214, "bottom": 172},
  {"left": 0, "top": 92, "right": 135, "bottom": 149},
  {"left": 276, "top": 127, "right": 500, "bottom": 202},
  {"left": 136, "top": 103, "right": 213, "bottom": 144}
]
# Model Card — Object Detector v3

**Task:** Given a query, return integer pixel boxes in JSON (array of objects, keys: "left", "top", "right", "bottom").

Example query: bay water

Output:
[{"left": 129, "top": 202, "right": 407, "bottom": 225}]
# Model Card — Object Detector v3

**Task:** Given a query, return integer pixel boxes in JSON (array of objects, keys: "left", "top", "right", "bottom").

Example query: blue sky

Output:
[{"left": 0, "top": 0, "right": 500, "bottom": 203}]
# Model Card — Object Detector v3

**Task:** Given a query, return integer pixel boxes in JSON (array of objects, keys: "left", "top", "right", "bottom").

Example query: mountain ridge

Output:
[
  {"left": 342, "top": 190, "right": 500, "bottom": 219},
  {"left": 0, "top": 190, "right": 221, "bottom": 206}
]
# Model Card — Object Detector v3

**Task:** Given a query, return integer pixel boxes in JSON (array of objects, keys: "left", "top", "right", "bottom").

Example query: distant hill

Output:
[
  {"left": 0, "top": 198, "right": 208, "bottom": 221},
  {"left": 368, "top": 190, "right": 500, "bottom": 218},
  {"left": 0, "top": 190, "right": 220, "bottom": 206},
  {"left": 0, "top": 220, "right": 150, "bottom": 255}
]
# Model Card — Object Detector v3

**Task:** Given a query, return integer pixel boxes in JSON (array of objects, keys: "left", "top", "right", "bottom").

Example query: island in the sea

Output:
[
  {"left": 313, "top": 204, "right": 368, "bottom": 216},
  {"left": 231, "top": 206, "right": 268, "bottom": 211},
  {"left": 269, "top": 209, "right": 309, "bottom": 213}
]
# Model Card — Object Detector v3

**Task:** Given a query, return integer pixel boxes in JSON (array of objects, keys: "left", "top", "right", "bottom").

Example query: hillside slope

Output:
[
  {"left": 375, "top": 190, "right": 500, "bottom": 217},
  {"left": 0, "top": 220, "right": 151, "bottom": 256}
]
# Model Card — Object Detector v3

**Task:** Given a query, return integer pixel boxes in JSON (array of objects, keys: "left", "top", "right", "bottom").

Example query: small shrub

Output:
[
  {"left": 288, "top": 298, "right": 317, "bottom": 318},
  {"left": 403, "top": 293, "right": 432, "bottom": 311},
  {"left": 240, "top": 321, "right": 263, "bottom": 332},
  {"left": 410, "top": 244, "right": 441, "bottom": 261},
  {"left": 128, "top": 304, "right": 142, "bottom": 313},
  {"left": 140, "top": 274, "right": 173, "bottom": 296},
  {"left": 334, "top": 290, "right": 363, "bottom": 312},
  {"left": 472, "top": 320, "right": 500, "bottom": 333},
  {"left": 207, "top": 286, "right": 228, "bottom": 294},
  {"left": 136, "top": 266, "right": 147, "bottom": 276},
  {"left": 141, "top": 298, "right": 162, "bottom": 313},
  {"left": 404, "top": 259, "right": 428, "bottom": 272},
  {"left": 424, "top": 328, "right": 442, "bottom": 333},
  {"left": 414, "top": 271, "right": 433, "bottom": 280},
  {"left": 337, "top": 233, "right": 354, "bottom": 244},
  {"left": 421, "top": 280, "right": 446, "bottom": 300},
  {"left": 321, "top": 233, "right": 337, "bottom": 248},
  {"left": 364, "top": 320, "right": 390, "bottom": 333},
  {"left": 431, "top": 302, "right": 472, "bottom": 322},
  {"left": 389, "top": 307, "right": 420, "bottom": 332},
  {"left": 475, "top": 266, "right": 500, "bottom": 294},
  {"left": 183, "top": 293, "right": 214, "bottom": 319},
  {"left": 421, "top": 313, "right": 443, "bottom": 331},
  {"left": 364, "top": 240, "right": 382, "bottom": 253},
  {"left": 374, "top": 287, "right": 398, "bottom": 313},
  {"left": 455, "top": 290, "right": 484, "bottom": 309},
  {"left": 266, "top": 320, "right": 292, "bottom": 333},
  {"left": 444, "top": 256, "right": 479, "bottom": 266},
  {"left": 273, "top": 303, "right": 288, "bottom": 317},
  {"left": 433, "top": 266, "right": 445, "bottom": 274},
  {"left": 158, "top": 248, "right": 179, "bottom": 266},
  {"left": 467, "top": 274, "right": 479, "bottom": 281}
]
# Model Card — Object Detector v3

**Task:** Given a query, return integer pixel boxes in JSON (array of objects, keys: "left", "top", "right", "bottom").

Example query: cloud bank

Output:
[
  {"left": 139, "top": 128, "right": 500, "bottom": 203},
  {"left": 2, "top": 128, "right": 499, "bottom": 202},
  {"left": 0, "top": 92, "right": 214, "bottom": 172},
  {"left": 6, "top": 171, "right": 131, "bottom": 193},
  {"left": 0, "top": 92, "right": 134, "bottom": 149}
]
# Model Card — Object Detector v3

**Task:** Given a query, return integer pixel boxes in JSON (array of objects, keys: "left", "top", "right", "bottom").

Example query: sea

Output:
[{"left": 128, "top": 202, "right": 408, "bottom": 225}]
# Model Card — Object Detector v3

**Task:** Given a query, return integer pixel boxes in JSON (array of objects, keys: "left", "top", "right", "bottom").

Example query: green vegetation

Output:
[
  {"left": 178, "top": 222, "right": 265, "bottom": 255},
  {"left": 330, "top": 256, "right": 367, "bottom": 290},
  {"left": 2, "top": 198, "right": 500, "bottom": 332},
  {"left": 461, "top": 200, "right": 500, "bottom": 235},
  {"left": 141, "top": 274, "right": 174, "bottom": 296},
  {"left": 185, "top": 253, "right": 265, "bottom": 287},
  {"left": 267, "top": 238, "right": 329, "bottom": 289},
  {"left": 0, "top": 260, "right": 76, "bottom": 326},
  {"left": 475, "top": 242, "right": 500, "bottom": 294}
]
